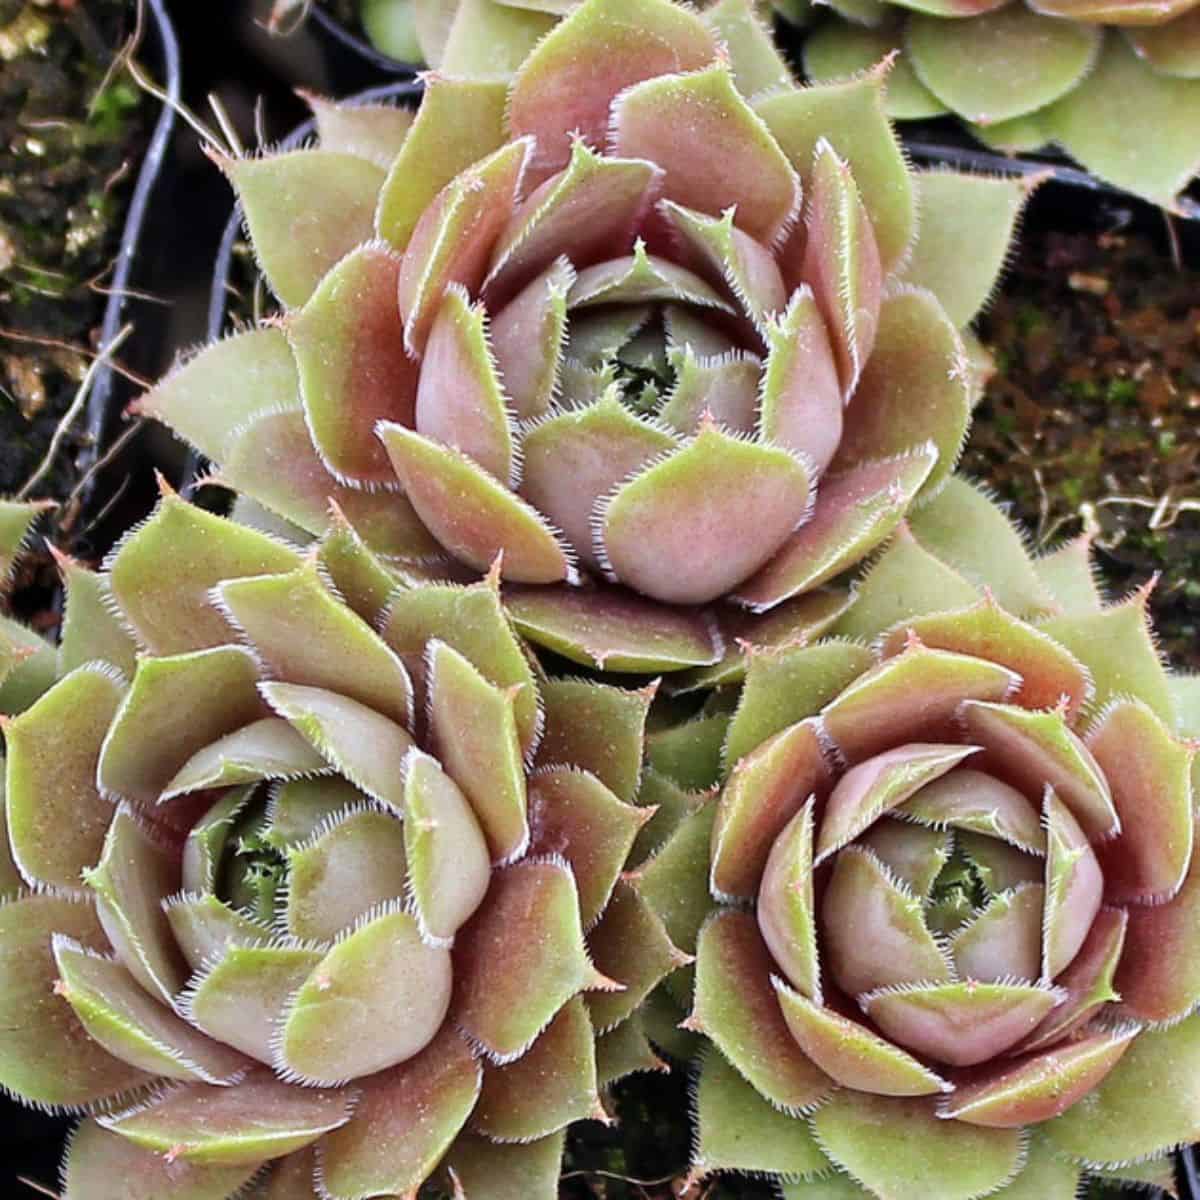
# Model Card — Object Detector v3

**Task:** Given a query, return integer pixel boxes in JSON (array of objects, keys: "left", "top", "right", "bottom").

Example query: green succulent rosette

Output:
[
  {"left": 802, "top": 0, "right": 1200, "bottom": 210},
  {"left": 137, "top": 0, "right": 1028, "bottom": 678},
  {"left": 633, "top": 480, "right": 1200, "bottom": 1199},
  {"left": 0, "top": 487, "right": 688, "bottom": 1198}
]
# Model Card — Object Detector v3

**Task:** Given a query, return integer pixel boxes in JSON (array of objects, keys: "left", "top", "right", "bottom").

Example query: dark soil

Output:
[
  {"left": 966, "top": 215, "right": 1200, "bottom": 671},
  {"left": 0, "top": 0, "right": 144, "bottom": 503}
]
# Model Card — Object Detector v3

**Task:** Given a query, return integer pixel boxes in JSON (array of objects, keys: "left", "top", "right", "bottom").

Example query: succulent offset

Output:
[
  {"left": 631, "top": 478, "right": 1200, "bottom": 1199},
  {"left": 139, "top": 0, "right": 1028, "bottom": 676},
  {"left": 802, "top": 0, "right": 1200, "bottom": 209},
  {"left": 0, "top": 487, "right": 689, "bottom": 1198}
]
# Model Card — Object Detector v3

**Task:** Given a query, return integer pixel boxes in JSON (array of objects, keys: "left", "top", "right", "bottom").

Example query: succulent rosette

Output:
[
  {"left": 633, "top": 480, "right": 1200, "bottom": 1198},
  {"left": 802, "top": 0, "right": 1200, "bottom": 210},
  {"left": 0, "top": 487, "right": 687, "bottom": 1198},
  {"left": 137, "top": 0, "right": 1028, "bottom": 678}
]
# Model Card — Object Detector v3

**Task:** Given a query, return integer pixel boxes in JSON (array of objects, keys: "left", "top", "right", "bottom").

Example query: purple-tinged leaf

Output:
[
  {"left": 756, "top": 799, "right": 821, "bottom": 1000},
  {"left": 598, "top": 421, "right": 811, "bottom": 605},
  {"left": 901, "top": 769, "right": 1045, "bottom": 854},
  {"left": 950, "top": 884, "right": 1043, "bottom": 983},
  {"left": 164, "top": 894, "right": 272, "bottom": 974},
  {"left": 862, "top": 980, "right": 1063, "bottom": 1066},
  {"left": 62, "top": 1120, "right": 259, "bottom": 1200},
  {"left": 1041, "top": 788, "right": 1103, "bottom": 980},
  {"left": 319, "top": 1026, "right": 479, "bottom": 1200},
  {"left": 732, "top": 446, "right": 937, "bottom": 611},
  {"left": 288, "top": 242, "right": 417, "bottom": 488},
  {"left": 99, "top": 1070, "right": 352, "bottom": 1165},
  {"left": 692, "top": 910, "right": 834, "bottom": 1112},
  {"left": 823, "top": 845, "right": 955, "bottom": 995},
  {"left": 506, "top": 0, "right": 717, "bottom": 178},
  {"left": 0, "top": 894, "right": 153, "bottom": 1110},
  {"left": 277, "top": 908, "right": 452, "bottom": 1084},
  {"left": 444, "top": 1130, "right": 565, "bottom": 1200},
  {"left": 453, "top": 858, "right": 605, "bottom": 1061},
  {"left": 776, "top": 981, "right": 951, "bottom": 1097},
  {"left": 53, "top": 939, "right": 249, "bottom": 1084}
]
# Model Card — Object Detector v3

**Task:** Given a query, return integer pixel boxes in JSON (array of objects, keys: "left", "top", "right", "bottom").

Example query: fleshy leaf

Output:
[
  {"left": 306, "top": 92, "right": 414, "bottom": 168},
  {"left": 132, "top": 327, "right": 299, "bottom": 465},
  {"left": 5, "top": 665, "right": 124, "bottom": 891},
  {"left": 107, "top": 493, "right": 301, "bottom": 655},
  {"left": 862, "top": 981, "right": 1062, "bottom": 1066},
  {"left": 56, "top": 556, "right": 138, "bottom": 678},
  {"left": 715, "top": 721, "right": 829, "bottom": 903},
  {"left": 277, "top": 908, "right": 453, "bottom": 1084},
  {"left": 811, "top": 1092, "right": 1022, "bottom": 1200},
  {"left": 756, "top": 71, "right": 915, "bottom": 273},
  {"left": 821, "top": 646, "right": 1017, "bottom": 767},
  {"left": 378, "top": 423, "right": 575, "bottom": 583},
  {"left": 1043, "top": 1013, "right": 1200, "bottom": 1165},
  {"left": 822, "top": 845, "right": 955, "bottom": 995},
  {"left": 444, "top": 1130, "right": 564, "bottom": 1200},
  {"left": 859, "top": 819, "right": 951, "bottom": 897},
  {"left": 757, "top": 287, "right": 841, "bottom": 471},
  {"left": 1089, "top": 698, "right": 1193, "bottom": 903},
  {"left": 949, "top": 884, "right": 1044, "bottom": 983},
  {"left": 397, "top": 138, "right": 531, "bottom": 355},
  {"left": 1037, "top": 589, "right": 1174, "bottom": 722},
  {"left": 453, "top": 858, "right": 604, "bottom": 1061},
  {"left": 53, "top": 939, "right": 249, "bottom": 1084},
  {"left": 0, "top": 894, "right": 152, "bottom": 1110},
  {"left": 599, "top": 422, "right": 811, "bottom": 605},
  {"left": 733, "top": 447, "right": 938, "bottom": 611},
  {"left": 941, "top": 1028, "right": 1137, "bottom": 1127},
  {"left": 415, "top": 285, "right": 515, "bottom": 484},
  {"left": 62, "top": 1120, "right": 259, "bottom": 1200},
  {"left": 165, "top": 894, "right": 272, "bottom": 973},
  {"left": 831, "top": 289, "right": 965, "bottom": 499},
  {"left": 98, "top": 646, "right": 263, "bottom": 804},
  {"left": 776, "top": 981, "right": 951, "bottom": 1096},
  {"left": 908, "top": 8, "right": 1099, "bottom": 127},
  {"left": 1034, "top": 534, "right": 1103, "bottom": 616},
  {"left": 375, "top": 78, "right": 507, "bottom": 250},
  {"left": 692, "top": 910, "right": 834, "bottom": 1112},
  {"left": 876, "top": 596, "right": 1093, "bottom": 717},
  {"left": 1037, "top": 35, "right": 1200, "bottom": 209},
  {"left": 908, "top": 478, "right": 1052, "bottom": 618},
  {"left": 260, "top": 681, "right": 416, "bottom": 811},
  {"left": 724, "top": 639, "right": 873, "bottom": 768},
  {"left": 586, "top": 882, "right": 686, "bottom": 1034},
  {"left": 1116, "top": 831, "right": 1200, "bottom": 1024},
  {"left": 183, "top": 942, "right": 320, "bottom": 1062},
  {"left": 221, "top": 408, "right": 438, "bottom": 557},
  {"left": 507, "top": 0, "right": 717, "bottom": 176},
  {"left": 518, "top": 390, "right": 678, "bottom": 574},
  {"left": 705, "top": 0, "right": 793, "bottom": 96},
  {"left": 506, "top": 582, "right": 721, "bottom": 673},
  {"left": 899, "top": 172, "right": 1032, "bottom": 327},
  {"left": 693, "top": 1046, "right": 829, "bottom": 1178},
  {"left": 380, "top": 578, "right": 540, "bottom": 755},
  {"left": 485, "top": 139, "right": 660, "bottom": 301},
  {"left": 223, "top": 150, "right": 384, "bottom": 308},
  {"left": 318, "top": 1027, "right": 480, "bottom": 1199},
  {"left": 284, "top": 807, "right": 409, "bottom": 942},
  {"left": 426, "top": 638, "right": 528, "bottom": 863},
  {"left": 816, "top": 743, "right": 980, "bottom": 862},
  {"left": 1126, "top": 10, "right": 1200, "bottom": 79},
  {"left": 958, "top": 701, "right": 1118, "bottom": 842},
  {"left": 472, "top": 997, "right": 600, "bottom": 1141},
  {"left": 288, "top": 242, "right": 417, "bottom": 487},
  {"left": 99, "top": 1070, "right": 352, "bottom": 1165},
  {"left": 217, "top": 559, "right": 413, "bottom": 725}
]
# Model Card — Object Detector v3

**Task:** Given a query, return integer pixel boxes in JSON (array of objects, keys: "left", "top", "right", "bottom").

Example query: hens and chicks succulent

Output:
[{"left": 0, "top": 0, "right": 1198, "bottom": 1197}]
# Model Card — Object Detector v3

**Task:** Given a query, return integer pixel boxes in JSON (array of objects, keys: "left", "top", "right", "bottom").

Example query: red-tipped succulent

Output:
[
  {"left": 633, "top": 479, "right": 1200, "bottom": 1198},
  {"left": 0, "top": 488, "right": 686, "bottom": 1198},
  {"left": 135, "top": 0, "right": 1029, "bottom": 676}
]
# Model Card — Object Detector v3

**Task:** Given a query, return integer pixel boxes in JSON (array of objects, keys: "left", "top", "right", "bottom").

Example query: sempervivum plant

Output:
[
  {"left": 632, "top": 479, "right": 1200, "bottom": 1198},
  {"left": 0, "top": 485, "right": 687, "bottom": 1198},
  {"left": 138, "top": 0, "right": 1029, "bottom": 678},
  {"left": 802, "top": 0, "right": 1200, "bottom": 209}
]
